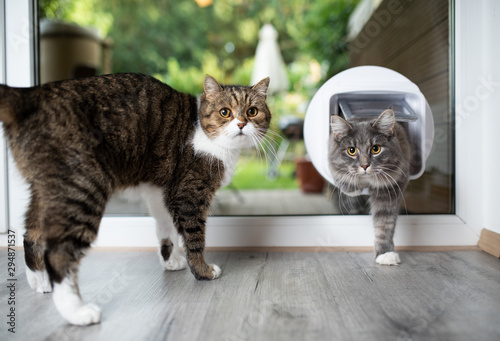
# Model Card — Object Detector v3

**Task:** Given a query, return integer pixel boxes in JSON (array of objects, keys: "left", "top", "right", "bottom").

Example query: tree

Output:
[
  {"left": 40, "top": 0, "right": 359, "bottom": 83},
  {"left": 294, "top": 0, "right": 360, "bottom": 80}
]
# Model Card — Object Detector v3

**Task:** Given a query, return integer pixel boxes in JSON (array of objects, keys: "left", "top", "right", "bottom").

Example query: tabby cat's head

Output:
[
  {"left": 199, "top": 75, "right": 271, "bottom": 149},
  {"left": 328, "top": 109, "right": 410, "bottom": 189}
]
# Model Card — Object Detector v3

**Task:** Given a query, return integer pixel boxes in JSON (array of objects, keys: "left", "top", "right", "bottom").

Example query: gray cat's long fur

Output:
[{"left": 329, "top": 109, "right": 411, "bottom": 264}]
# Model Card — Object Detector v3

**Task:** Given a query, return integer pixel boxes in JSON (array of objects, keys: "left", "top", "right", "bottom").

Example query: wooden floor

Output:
[{"left": 1, "top": 249, "right": 500, "bottom": 340}]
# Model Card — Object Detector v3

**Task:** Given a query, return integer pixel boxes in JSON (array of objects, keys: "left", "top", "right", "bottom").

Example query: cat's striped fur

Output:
[
  {"left": 329, "top": 109, "right": 411, "bottom": 265},
  {"left": 0, "top": 73, "right": 271, "bottom": 325}
]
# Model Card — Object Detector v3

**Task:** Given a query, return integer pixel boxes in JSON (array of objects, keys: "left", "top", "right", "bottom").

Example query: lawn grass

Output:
[{"left": 227, "top": 156, "right": 298, "bottom": 190}]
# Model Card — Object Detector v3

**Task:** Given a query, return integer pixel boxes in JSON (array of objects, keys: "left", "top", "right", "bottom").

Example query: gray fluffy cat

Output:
[{"left": 329, "top": 109, "right": 410, "bottom": 265}]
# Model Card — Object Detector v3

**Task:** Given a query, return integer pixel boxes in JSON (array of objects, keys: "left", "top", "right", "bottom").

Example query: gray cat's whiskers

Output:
[
  {"left": 379, "top": 169, "right": 408, "bottom": 214},
  {"left": 333, "top": 173, "right": 349, "bottom": 213},
  {"left": 379, "top": 172, "right": 395, "bottom": 208},
  {"left": 378, "top": 164, "right": 407, "bottom": 178},
  {"left": 336, "top": 171, "right": 359, "bottom": 214},
  {"left": 373, "top": 173, "right": 384, "bottom": 197}
]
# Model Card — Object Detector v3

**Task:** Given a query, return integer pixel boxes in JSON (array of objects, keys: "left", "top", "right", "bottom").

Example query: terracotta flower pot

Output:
[{"left": 295, "top": 158, "right": 325, "bottom": 193}]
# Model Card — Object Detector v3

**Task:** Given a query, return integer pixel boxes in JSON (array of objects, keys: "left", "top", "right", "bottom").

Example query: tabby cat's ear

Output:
[
  {"left": 204, "top": 75, "right": 223, "bottom": 99},
  {"left": 331, "top": 115, "right": 352, "bottom": 140},
  {"left": 373, "top": 109, "right": 396, "bottom": 136},
  {"left": 252, "top": 77, "right": 270, "bottom": 98}
]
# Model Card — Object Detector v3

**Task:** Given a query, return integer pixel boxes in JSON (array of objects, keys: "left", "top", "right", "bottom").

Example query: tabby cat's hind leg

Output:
[
  {"left": 42, "top": 188, "right": 106, "bottom": 325},
  {"left": 44, "top": 227, "right": 101, "bottom": 325},
  {"left": 158, "top": 231, "right": 187, "bottom": 271},
  {"left": 24, "top": 189, "right": 51, "bottom": 293},
  {"left": 142, "top": 186, "right": 187, "bottom": 271}
]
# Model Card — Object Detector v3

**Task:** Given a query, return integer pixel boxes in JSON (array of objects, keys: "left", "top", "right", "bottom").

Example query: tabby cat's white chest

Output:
[{"left": 191, "top": 124, "right": 240, "bottom": 187}]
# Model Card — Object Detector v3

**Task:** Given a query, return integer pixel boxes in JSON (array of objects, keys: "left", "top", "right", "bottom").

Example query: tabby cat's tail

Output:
[{"left": 0, "top": 85, "right": 17, "bottom": 125}]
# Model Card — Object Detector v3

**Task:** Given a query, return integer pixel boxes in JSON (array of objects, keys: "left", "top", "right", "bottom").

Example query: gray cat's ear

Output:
[
  {"left": 252, "top": 77, "right": 270, "bottom": 97},
  {"left": 373, "top": 109, "right": 396, "bottom": 135},
  {"left": 331, "top": 115, "right": 352, "bottom": 140},
  {"left": 204, "top": 75, "right": 223, "bottom": 98}
]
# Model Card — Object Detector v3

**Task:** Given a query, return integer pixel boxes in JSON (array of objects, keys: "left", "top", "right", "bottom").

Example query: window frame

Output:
[
  {"left": 0, "top": 0, "right": 6, "bottom": 234},
  {"left": 1, "top": 0, "right": 485, "bottom": 248}
]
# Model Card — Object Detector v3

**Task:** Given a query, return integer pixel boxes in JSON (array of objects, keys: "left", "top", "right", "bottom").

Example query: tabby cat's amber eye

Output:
[
  {"left": 247, "top": 107, "right": 258, "bottom": 117},
  {"left": 371, "top": 145, "right": 381, "bottom": 154},
  {"left": 219, "top": 108, "right": 232, "bottom": 118},
  {"left": 347, "top": 147, "right": 357, "bottom": 156}
]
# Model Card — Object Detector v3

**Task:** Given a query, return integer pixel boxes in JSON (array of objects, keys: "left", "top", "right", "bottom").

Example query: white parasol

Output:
[{"left": 251, "top": 23, "right": 289, "bottom": 94}]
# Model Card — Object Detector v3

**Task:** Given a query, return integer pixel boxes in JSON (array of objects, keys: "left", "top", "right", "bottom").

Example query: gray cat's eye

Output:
[{"left": 347, "top": 147, "right": 357, "bottom": 156}]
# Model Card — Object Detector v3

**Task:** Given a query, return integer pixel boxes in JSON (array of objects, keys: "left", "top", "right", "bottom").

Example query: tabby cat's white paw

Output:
[
  {"left": 26, "top": 268, "right": 52, "bottom": 293},
  {"left": 64, "top": 303, "right": 101, "bottom": 326},
  {"left": 161, "top": 254, "right": 187, "bottom": 271},
  {"left": 53, "top": 278, "right": 101, "bottom": 325},
  {"left": 211, "top": 264, "right": 221, "bottom": 279},
  {"left": 376, "top": 252, "right": 401, "bottom": 265}
]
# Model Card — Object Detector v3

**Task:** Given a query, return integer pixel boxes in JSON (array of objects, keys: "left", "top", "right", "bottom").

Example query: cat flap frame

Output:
[{"left": 304, "top": 65, "right": 435, "bottom": 186}]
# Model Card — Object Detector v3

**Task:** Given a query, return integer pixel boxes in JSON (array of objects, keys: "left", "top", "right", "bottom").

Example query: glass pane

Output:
[
  {"left": 38, "top": 0, "right": 452, "bottom": 217},
  {"left": 347, "top": 0, "right": 453, "bottom": 214}
]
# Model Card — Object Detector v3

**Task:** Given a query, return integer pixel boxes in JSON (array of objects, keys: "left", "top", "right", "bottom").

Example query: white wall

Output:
[
  {"left": 455, "top": 0, "right": 500, "bottom": 235},
  {"left": 481, "top": 0, "right": 500, "bottom": 234}
]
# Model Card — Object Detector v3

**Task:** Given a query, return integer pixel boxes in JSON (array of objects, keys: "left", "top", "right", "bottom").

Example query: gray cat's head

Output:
[
  {"left": 198, "top": 75, "right": 271, "bottom": 150},
  {"left": 328, "top": 109, "right": 410, "bottom": 191}
]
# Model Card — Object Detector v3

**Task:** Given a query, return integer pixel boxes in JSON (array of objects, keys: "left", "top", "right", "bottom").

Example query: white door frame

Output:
[
  {"left": 1, "top": 0, "right": 493, "bottom": 248},
  {"left": 0, "top": 0, "right": 7, "bottom": 234},
  {"left": 1, "top": 0, "right": 37, "bottom": 241}
]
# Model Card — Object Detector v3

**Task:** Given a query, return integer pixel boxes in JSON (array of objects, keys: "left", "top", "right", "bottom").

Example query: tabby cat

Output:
[
  {"left": 329, "top": 109, "right": 411, "bottom": 265},
  {"left": 0, "top": 73, "right": 271, "bottom": 325}
]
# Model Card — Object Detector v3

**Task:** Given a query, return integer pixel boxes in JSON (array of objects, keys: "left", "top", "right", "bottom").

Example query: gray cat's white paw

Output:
[
  {"left": 160, "top": 254, "right": 187, "bottom": 271},
  {"left": 211, "top": 264, "right": 221, "bottom": 279},
  {"left": 376, "top": 252, "right": 401, "bottom": 265},
  {"left": 342, "top": 189, "right": 363, "bottom": 197},
  {"left": 26, "top": 268, "right": 52, "bottom": 293}
]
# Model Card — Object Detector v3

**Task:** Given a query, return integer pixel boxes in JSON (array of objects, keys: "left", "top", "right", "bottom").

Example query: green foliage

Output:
[
  {"left": 295, "top": 0, "right": 360, "bottom": 80},
  {"left": 39, "top": 0, "right": 358, "bottom": 82},
  {"left": 154, "top": 52, "right": 254, "bottom": 96},
  {"left": 228, "top": 157, "right": 297, "bottom": 190},
  {"left": 39, "top": 0, "right": 113, "bottom": 36}
]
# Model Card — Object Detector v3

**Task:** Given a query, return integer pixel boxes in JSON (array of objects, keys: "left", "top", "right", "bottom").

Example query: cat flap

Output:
[
  {"left": 338, "top": 94, "right": 418, "bottom": 123},
  {"left": 304, "top": 66, "right": 434, "bottom": 184}
]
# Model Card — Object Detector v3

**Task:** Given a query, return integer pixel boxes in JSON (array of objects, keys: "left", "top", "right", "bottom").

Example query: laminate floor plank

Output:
[
  {"left": 197, "top": 251, "right": 270, "bottom": 341},
  {"left": 0, "top": 250, "right": 499, "bottom": 340},
  {"left": 248, "top": 252, "right": 341, "bottom": 341}
]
